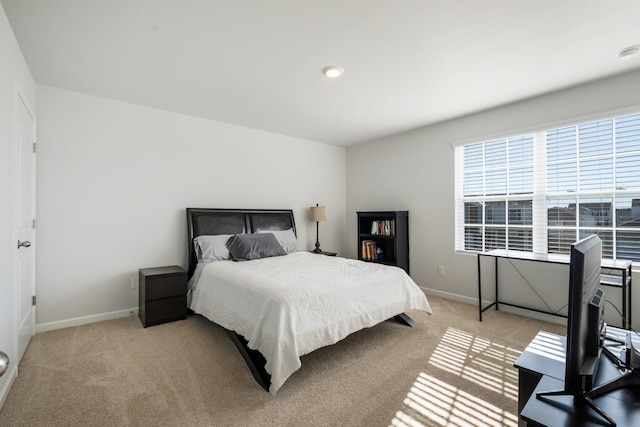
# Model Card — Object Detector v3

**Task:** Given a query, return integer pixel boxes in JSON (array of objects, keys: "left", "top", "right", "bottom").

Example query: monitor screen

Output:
[{"left": 565, "top": 234, "right": 604, "bottom": 393}]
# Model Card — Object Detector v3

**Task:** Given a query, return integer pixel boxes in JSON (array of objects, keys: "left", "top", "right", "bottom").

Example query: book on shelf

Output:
[
  {"left": 370, "top": 219, "right": 395, "bottom": 236},
  {"left": 360, "top": 240, "right": 384, "bottom": 261}
]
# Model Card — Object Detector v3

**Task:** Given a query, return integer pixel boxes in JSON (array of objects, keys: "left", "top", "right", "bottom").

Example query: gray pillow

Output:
[
  {"left": 257, "top": 228, "right": 298, "bottom": 253},
  {"left": 226, "top": 233, "right": 287, "bottom": 261},
  {"left": 194, "top": 234, "right": 232, "bottom": 262}
]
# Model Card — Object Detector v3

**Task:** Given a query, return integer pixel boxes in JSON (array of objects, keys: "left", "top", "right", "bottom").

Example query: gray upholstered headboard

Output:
[{"left": 186, "top": 208, "right": 296, "bottom": 278}]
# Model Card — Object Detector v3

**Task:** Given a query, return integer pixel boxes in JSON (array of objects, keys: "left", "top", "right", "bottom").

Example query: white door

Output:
[{"left": 15, "top": 86, "right": 36, "bottom": 362}]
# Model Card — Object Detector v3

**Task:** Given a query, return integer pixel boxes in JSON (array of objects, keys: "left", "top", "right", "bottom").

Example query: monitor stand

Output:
[
  {"left": 537, "top": 349, "right": 616, "bottom": 427},
  {"left": 536, "top": 389, "right": 616, "bottom": 426},
  {"left": 589, "top": 332, "right": 640, "bottom": 399}
]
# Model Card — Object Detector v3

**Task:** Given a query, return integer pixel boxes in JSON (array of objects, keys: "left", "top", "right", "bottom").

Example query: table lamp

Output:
[{"left": 310, "top": 204, "right": 326, "bottom": 253}]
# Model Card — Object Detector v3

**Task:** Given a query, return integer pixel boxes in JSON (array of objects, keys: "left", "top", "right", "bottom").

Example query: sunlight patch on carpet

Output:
[
  {"left": 390, "top": 373, "right": 518, "bottom": 427},
  {"left": 389, "top": 326, "right": 524, "bottom": 426},
  {"left": 427, "top": 327, "right": 520, "bottom": 400}
]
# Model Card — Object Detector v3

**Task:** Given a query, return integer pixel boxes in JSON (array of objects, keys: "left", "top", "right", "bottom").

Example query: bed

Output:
[{"left": 186, "top": 208, "right": 432, "bottom": 394}]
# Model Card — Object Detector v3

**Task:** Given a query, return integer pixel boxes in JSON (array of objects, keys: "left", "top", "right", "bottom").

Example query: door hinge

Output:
[
  {"left": 32, "top": 142, "right": 36, "bottom": 153},
  {"left": 32, "top": 295, "right": 36, "bottom": 306},
  {"left": 32, "top": 219, "right": 36, "bottom": 229}
]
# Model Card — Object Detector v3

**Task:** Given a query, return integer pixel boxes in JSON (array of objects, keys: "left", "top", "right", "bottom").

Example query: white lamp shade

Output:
[{"left": 310, "top": 205, "right": 326, "bottom": 222}]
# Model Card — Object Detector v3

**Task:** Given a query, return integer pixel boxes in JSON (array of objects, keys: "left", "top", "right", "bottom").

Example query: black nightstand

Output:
[
  {"left": 310, "top": 250, "right": 337, "bottom": 256},
  {"left": 139, "top": 265, "right": 187, "bottom": 328}
]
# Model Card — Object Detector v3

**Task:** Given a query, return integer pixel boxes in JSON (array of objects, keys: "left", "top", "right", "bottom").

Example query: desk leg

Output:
[
  {"left": 495, "top": 256, "right": 499, "bottom": 312},
  {"left": 518, "top": 369, "right": 542, "bottom": 427},
  {"left": 623, "top": 269, "right": 628, "bottom": 329},
  {"left": 628, "top": 266, "right": 632, "bottom": 329},
  {"left": 478, "top": 254, "right": 483, "bottom": 321}
]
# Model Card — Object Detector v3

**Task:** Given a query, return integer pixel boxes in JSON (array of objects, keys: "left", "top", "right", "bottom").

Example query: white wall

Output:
[
  {"left": 347, "top": 69, "right": 640, "bottom": 329},
  {"left": 36, "top": 85, "right": 346, "bottom": 330},
  {"left": 0, "top": 3, "right": 35, "bottom": 407}
]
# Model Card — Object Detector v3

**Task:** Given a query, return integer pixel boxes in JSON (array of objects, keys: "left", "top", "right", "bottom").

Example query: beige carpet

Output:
[{"left": 0, "top": 296, "right": 565, "bottom": 426}]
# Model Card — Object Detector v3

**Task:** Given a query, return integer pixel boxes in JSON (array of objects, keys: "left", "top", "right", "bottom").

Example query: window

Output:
[{"left": 455, "top": 112, "right": 640, "bottom": 263}]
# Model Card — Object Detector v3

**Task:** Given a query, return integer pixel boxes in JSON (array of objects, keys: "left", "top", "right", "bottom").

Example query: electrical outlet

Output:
[
  {"left": 437, "top": 265, "right": 445, "bottom": 276},
  {"left": 131, "top": 276, "right": 139, "bottom": 289}
]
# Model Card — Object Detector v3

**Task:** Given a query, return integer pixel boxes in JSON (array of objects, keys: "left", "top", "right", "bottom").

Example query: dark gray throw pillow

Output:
[{"left": 226, "top": 233, "right": 287, "bottom": 261}]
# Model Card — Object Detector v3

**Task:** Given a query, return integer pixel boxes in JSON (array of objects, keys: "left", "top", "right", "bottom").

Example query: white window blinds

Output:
[{"left": 455, "top": 112, "right": 640, "bottom": 263}]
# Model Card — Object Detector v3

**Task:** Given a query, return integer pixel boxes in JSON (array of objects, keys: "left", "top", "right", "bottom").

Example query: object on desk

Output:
[
  {"left": 517, "top": 329, "right": 640, "bottom": 427},
  {"left": 522, "top": 372, "right": 640, "bottom": 427},
  {"left": 589, "top": 331, "right": 640, "bottom": 400},
  {"left": 536, "top": 235, "right": 615, "bottom": 426}
]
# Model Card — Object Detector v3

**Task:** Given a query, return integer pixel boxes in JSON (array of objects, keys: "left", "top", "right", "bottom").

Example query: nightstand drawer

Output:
[
  {"left": 141, "top": 296, "right": 187, "bottom": 327},
  {"left": 139, "top": 265, "right": 187, "bottom": 328},
  {"left": 139, "top": 265, "right": 187, "bottom": 302},
  {"left": 142, "top": 275, "right": 187, "bottom": 301}
]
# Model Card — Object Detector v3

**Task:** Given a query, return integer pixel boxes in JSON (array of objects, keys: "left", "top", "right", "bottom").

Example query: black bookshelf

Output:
[{"left": 357, "top": 211, "right": 409, "bottom": 273}]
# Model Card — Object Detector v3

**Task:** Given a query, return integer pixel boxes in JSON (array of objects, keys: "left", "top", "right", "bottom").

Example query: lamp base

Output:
[{"left": 314, "top": 221, "right": 322, "bottom": 253}]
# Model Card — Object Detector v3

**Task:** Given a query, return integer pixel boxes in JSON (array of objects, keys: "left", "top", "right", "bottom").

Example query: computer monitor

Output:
[
  {"left": 565, "top": 234, "right": 605, "bottom": 393},
  {"left": 537, "top": 234, "right": 614, "bottom": 426}
]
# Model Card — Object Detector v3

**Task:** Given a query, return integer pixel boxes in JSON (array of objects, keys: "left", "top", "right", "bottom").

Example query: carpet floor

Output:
[{"left": 0, "top": 296, "right": 565, "bottom": 426}]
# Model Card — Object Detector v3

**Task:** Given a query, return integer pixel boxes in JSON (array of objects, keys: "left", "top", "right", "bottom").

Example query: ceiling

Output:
[{"left": 2, "top": 0, "right": 640, "bottom": 146}]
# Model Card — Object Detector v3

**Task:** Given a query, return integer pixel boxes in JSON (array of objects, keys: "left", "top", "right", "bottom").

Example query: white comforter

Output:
[{"left": 189, "top": 251, "right": 432, "bottom": 394}]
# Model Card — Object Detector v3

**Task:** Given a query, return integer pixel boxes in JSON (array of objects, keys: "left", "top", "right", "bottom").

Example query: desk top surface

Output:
[
  {"left": 480, "top": 249, "right": 632, "bottom": 269},
  {"left": 515, "top": 330, "right": 640, "bottom": 374},
  {"left": 514, "top": 330, "right": 566, "bottom": 379},
  {"left": 521, "top": 375, "right": 640, "bottom": 427},
  {"left": 518, "top": 329, "right": 640, "bottom": 426}
]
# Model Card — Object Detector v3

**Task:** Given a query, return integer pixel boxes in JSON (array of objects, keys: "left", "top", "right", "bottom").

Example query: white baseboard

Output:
[
  {"left": 420, "top": 287, "right": 478, "bottom": 306},
  {"left": 0, "top": 365, "right": 17, "bottom": 411},
  {"left": 35, "top": 307, "right": 139, "bottom": 334},
  {"left": 420, "top": 286, "right": 566, "bottom": 326}
]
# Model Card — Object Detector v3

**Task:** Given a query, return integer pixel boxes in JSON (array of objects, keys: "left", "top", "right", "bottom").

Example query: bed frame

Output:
[
  {"left": 187, "top": 208, "right": 297, "bottom": 391},
  {"left": 186, "top": 207, "right": 415, "bottom": 392},
  {"left": 187, "top": 208, "right": 296, "bottom": 279}
]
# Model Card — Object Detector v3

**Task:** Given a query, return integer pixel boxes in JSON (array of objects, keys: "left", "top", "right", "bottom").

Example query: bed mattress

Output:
[{"left": 189, "top": 251, "right": 432, "bottom": 393}]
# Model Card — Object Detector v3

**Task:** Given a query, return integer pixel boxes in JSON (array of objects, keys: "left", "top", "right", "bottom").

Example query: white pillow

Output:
[
  {"left": 257, "top": 228, "right": 298, "bottom": 254},
  {"left": 194, "top": 234, "right": 233, "bottom": 262}
]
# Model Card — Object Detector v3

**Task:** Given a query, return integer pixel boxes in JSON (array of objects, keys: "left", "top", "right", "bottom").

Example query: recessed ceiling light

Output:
[
  {"left": 618, "top": 45, "right": 640, "bottom": 60},
  {"left": 322, "top": 65, "right": 344, "bottom": 78}
]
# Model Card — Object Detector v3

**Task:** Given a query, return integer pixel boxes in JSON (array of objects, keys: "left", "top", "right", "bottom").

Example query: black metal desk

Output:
[{"left": 477, "top": 250, "right": 632, "bottom": 329}]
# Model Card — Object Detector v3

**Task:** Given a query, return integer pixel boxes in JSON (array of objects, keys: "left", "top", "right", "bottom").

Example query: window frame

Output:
[{"left": 455, "top": 111, "right": 640, "bottom": 264}]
